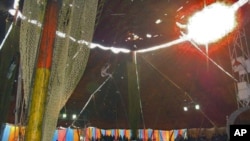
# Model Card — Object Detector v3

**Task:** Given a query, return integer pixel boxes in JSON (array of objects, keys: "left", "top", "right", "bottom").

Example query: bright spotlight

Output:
[
  {"left": 183, "top": 106, "right": 188, "bottom": 111},
  {"left": 72, "top": 114, "right": 77, "bottom": 120},
  {"left": 186, "top": 3, "right": 236, "bottom": 45},
  {"left": 195, "top": 104, "right": 200, "bottom": 110},
  {"left": 62, "top": 113, "right": 67, "bottom": 119}
]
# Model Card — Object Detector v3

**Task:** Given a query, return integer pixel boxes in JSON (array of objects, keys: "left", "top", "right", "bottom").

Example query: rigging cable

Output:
[
  {"left": 181, "top": 32, "right": 238, "bottom": 82},
  {"left": 0, "top": 0, "right": 20, "bottom": 51},
  {"left": 140, "top": 55, "right": 216, "bottom": 127},
  {"left": 0, "top": 23, "right": 13, "bottom": 51},
  {"left": 70, "top": 75, "right": 112, "bottom": 127}
]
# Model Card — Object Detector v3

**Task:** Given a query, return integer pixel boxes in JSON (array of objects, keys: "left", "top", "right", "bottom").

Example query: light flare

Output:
[{"left": 186, "top": 3, "right": 237, "bottom": 45}]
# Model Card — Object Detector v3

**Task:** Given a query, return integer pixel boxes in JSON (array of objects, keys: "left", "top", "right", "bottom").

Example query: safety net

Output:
[{"left": 19, "top": 0, "right": 98, "bottom": 140}]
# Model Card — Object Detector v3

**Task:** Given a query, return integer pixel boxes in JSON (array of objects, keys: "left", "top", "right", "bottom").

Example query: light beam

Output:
[{"left": 136, "top": 37, "right": 188, "bottom": 53}]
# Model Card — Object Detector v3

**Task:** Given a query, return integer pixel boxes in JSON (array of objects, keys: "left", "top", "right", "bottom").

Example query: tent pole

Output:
[{"left": 24, "top": 0, "right": 59, "bottom": 140}]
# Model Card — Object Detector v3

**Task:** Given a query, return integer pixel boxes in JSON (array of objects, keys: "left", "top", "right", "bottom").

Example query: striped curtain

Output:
[
  {"left": 52, "top": 128, "right": 81, "bottom": 141},
  {"left": 0, "top": 124, "right": 25, "bottom": 141},
  {"left": 1, "top": 124, "right": 187, "bottom": 141}
]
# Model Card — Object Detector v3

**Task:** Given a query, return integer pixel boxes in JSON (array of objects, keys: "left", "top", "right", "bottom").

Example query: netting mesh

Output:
[
  {"left": 19, "top": 0, "right": 46, "bottom": 110},
  {"left": 19, "top": 0, "right": 98, "bottom": 140}
]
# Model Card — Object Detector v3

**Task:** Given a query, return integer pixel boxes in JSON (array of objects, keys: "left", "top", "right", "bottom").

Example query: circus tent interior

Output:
[{"left": 0, "top": 0, "right": 250, "bottom": 141}]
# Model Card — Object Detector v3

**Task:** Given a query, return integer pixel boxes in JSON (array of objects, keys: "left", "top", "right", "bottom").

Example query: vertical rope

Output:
[
  {"left": 134, "top": 52, "right": 146, "bottom": 129},
  {"left": 15, "top": 59, "right": 22, "bottom": 125},
  {"left": 127, "top": 51, "right": 142, "bottom": 139}
]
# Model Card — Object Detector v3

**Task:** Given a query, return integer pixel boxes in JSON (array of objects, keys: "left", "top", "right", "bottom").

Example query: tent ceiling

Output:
[
  {"left": 62, "top": 0, "right": 250, "bottom": 129},
  {"left": 1, "top": 0, "right": 250, "bottom": 129}
]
